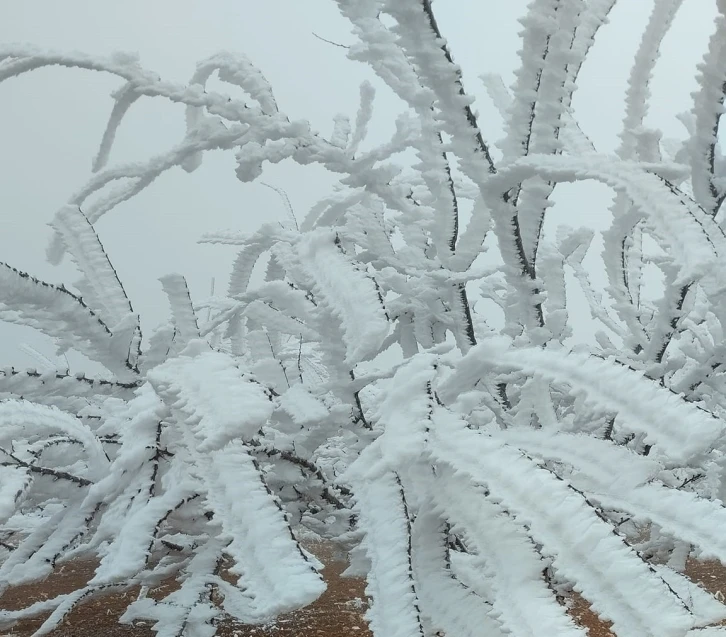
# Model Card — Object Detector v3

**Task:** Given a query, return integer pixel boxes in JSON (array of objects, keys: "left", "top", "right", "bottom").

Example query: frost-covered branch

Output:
[{"left": 5, "top": 2, "right": 726, "bottom": 636}]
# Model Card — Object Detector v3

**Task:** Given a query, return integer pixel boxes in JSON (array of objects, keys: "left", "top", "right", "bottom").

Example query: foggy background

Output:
[{"left": 0, "top": 1, "right": 717, "bottom": 372}]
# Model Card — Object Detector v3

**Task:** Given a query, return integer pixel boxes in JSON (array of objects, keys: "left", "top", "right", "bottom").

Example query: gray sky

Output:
[{"left": 0, "top": 1, "right": 718, "bottom": 370}]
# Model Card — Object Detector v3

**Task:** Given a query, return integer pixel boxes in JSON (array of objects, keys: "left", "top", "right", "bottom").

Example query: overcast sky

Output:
[{"left": 0, "top": 1, "right": 718, "bottom": 370}]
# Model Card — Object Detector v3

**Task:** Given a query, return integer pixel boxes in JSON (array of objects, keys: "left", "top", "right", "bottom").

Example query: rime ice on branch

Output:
[{"left": 4, "top": 1, "right": 726, "bottom": 636}]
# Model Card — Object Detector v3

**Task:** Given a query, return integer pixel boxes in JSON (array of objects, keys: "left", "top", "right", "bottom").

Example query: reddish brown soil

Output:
[
  {"left": 2, "top": 549, "right": 726, "bottom": 636},
  {"left": 568, "top": 560, "right": 726, "bottom": 637},
  {"left": 0, "top": 543, "right": 370, "bottom": 637}
]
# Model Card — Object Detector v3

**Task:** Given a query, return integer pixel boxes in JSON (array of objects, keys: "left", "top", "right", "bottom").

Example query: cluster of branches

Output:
[{"left": 3, "top": 1, "right": 726, "bottom": 636}]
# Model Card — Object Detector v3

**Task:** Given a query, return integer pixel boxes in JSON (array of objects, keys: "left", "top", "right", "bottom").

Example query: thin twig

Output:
[
  {"left": 0, "top": 447, "right": 92, "bottom": 486},
  {"left": 312, "top": 32, "right": 350, "bottom": 49}
]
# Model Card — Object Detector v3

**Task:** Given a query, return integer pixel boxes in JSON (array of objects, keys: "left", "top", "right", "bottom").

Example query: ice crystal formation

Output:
[{"left": 3, "top": 1, "right": 726, "bottom": 636}]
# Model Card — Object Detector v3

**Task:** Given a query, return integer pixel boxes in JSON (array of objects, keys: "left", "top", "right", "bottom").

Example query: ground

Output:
[
  {"left": 568, "top": 561, "right": 726, "bottom": 637},
  {"left": 1, "top": 546, "right": 726, "bottom": 636},
  {"left": 0, "top": 543, "right": 369, "bottom": 637}
]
